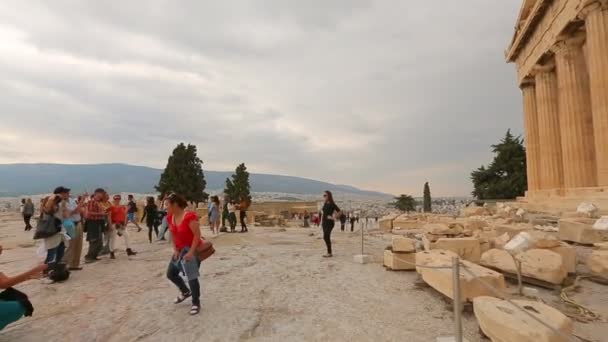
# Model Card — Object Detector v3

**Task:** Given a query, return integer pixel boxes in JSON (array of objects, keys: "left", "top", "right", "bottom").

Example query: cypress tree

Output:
[
  {"left": 156, "top": 143, "right": 208, "bottom": 204},
  {"left": 225, "top": 163, "right": 251, "bottom": 201},
  {"left": 423, "top": 182, "right": 432, "bottom": 213},
  {"left": 471, "top": 130, "right": 527, "bottom": 200},
  {"left": 224, "top": 178, "right": 235, "bottom": 200}
]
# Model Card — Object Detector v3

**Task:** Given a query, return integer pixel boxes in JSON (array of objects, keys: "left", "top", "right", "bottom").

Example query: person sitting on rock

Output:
[{"left": 0, "top": 244, "right": 47, "bottom": 330}]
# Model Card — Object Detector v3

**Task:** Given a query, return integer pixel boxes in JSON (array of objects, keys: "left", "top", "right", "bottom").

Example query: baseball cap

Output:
[{"left": 53, "top": 186, "right": 71, "bottom": 194}]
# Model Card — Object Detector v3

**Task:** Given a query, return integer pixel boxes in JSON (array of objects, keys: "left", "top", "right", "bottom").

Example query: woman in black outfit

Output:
[
  {"left": 321, "top": 191, "right": 340, "bottom": 258},
  {"left": 141, "top": 197, "right": 159, "bottom": 243}
]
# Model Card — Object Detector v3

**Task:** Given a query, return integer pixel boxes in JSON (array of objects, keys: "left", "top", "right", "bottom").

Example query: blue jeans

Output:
[
  {"left": 166, "top": 247, "right": 201, "bottom": 306},
  {"left": 158, "top": 216, "right": 169, "bottom": 240},
  {"left": 45, "top": 242, "right": 66, "bottom": 265}
]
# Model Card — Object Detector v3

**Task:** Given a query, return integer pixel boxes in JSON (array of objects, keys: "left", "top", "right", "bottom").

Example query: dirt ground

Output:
[{"left": 0, "top": 212, "right": 607, "bottom": 342}]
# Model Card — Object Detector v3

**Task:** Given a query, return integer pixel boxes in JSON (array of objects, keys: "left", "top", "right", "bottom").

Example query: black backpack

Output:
[{"left": 48, "top": 263, "right": 70, "bottom": 282}]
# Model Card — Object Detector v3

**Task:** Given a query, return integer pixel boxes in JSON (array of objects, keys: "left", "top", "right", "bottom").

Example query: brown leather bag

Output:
[{"left": 196, "top": 240, "right": 215, "bottom": 261}]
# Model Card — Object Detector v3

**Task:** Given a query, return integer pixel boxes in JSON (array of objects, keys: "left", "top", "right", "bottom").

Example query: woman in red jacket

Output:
[{"left": 165, "top": 193, "right": 204, "bottom": 315}]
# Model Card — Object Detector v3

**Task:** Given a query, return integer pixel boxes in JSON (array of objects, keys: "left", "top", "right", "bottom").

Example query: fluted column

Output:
[
  {"left": 553, "top": 34, "right": 598, "bottom": 189},
  {"left": 520, "top": 79, "right": 541, "bottom": 192},
  {"left": 534, "top": 63, "right": 564, "bottom": 190},
  {"left": 582, "top": 0, "right": 608, "bottom": 185}
]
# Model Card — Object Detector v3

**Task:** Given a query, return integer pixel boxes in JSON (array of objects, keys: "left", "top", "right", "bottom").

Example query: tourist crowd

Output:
[
  {"left": 2, "top": 187, "right": 257, "bottom": 328},
  {"left": 3, "top": 188, "right": 350, "bottom": 330}
]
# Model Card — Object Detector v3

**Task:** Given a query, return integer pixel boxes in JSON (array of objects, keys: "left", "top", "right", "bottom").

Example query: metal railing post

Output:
[{"left": 452, "top": 257, "right": 463, "bottom": 342}]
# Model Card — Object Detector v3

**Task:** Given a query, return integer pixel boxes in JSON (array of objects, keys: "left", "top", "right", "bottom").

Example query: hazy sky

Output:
[{"left": 0, "top": 0, "right": 523, "bottom": 196}]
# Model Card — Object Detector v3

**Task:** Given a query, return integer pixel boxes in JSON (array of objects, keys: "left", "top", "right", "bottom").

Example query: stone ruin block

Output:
[
  {"left": 391, "top": 236, "right": 416, "bottom": 253},
  {"left": 558, "top": 218, "right": 608, "bottom": 245},
  {"left": 480, "top": 249, "right": 567, "bottom": 285},
  {"left": 384, "top": 249, "right": 416, "bottom": 271},
  {"left": 415, "top": 250, "right": 506, "bottom": 303},
  {"left": 474, "top": 296, "right": 573, "bottom": 342},
  {"left": 433, "top": 237, "right": 481, "bottom": 263},
  {"left": 588, "top": 250, "right": 608, "bottom": 280}
]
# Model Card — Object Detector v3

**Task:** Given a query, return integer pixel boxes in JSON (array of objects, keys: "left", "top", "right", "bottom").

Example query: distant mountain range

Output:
[{"left": 0, "top": 163, "right": 392, "bottom": 198}]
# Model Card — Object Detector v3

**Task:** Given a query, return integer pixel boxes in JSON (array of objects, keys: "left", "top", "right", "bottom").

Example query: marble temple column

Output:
[
  {"left": 553, "top": 33, "right": 598, "bottom": 189},
  {"left": 582, "top": 0, "right": 608, "bottom": 186},
  {"left": 520, "top": 78, "right": 541, "bottom": 192},
  {"left": 534, "top": 63, "right": 564, "bottom": 190}
]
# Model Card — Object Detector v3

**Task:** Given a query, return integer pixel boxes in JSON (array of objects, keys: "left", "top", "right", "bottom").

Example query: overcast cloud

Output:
[{"left": 0, "top": 0, "right": 522, "bottom": 196}]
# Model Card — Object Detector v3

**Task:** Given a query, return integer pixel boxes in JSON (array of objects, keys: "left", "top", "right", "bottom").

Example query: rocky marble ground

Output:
[{"left": 0, "top": 212, "right": 606, "bottom": 341}]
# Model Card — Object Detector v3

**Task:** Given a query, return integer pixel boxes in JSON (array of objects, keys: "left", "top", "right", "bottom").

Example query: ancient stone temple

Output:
[{"left": 507, "top": 0, "right": 608, "bottom": 212}]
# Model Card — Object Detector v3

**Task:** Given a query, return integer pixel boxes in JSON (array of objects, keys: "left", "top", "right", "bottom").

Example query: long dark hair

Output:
[
  {"left": 146, "top": 196, "right": 155, "bottom": 206},
  {"left": 212, "top": 196, "right": 220, "bottom": 206},
  {"left": 324, "top": 190, "right": 335, "bottom": 204}
]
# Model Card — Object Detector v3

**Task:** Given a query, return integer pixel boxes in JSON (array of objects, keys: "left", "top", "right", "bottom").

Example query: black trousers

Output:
[
  {"left": 340, "top": 222, "right": 345, "bottom": 231},
  {"left": 147, "top": 222, "right": 159, "bottom": 242},
  {"left": 85, "top": 238, "right": 103, "bottom": 260},
  {"left": 228, "top": 213, "right": 237, "bottom": 231},
  {"left": 167, "top": 262, "right": 200, "bottom": 306},
  {"left": 322, "top": 221, "right": 334, "bottom": 254},
  {"left": 23, "top": 215, "right": 32, "bottom": 230},
  {"left": 240, "top": 211, "right": 247, "bottom": 230}
]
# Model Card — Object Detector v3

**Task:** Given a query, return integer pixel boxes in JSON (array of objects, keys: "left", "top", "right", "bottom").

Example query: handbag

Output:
[
  {"left": 33, "top": 213, "right": 61, "bottom": 240},
  {"left": 48, "top": 263, "right": 70, "bottom": 282},
  {"left": 196, "top": 240, "right": 215, "bottom": 261}
]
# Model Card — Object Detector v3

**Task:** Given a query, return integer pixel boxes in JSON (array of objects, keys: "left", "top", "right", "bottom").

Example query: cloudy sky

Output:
[{"left": 0, "top": 0, "right": 523, "bottom": 196}]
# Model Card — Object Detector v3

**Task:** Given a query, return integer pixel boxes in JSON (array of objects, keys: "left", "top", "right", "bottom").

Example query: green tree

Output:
[
  {"left": 423, "top": 182, "right": 432, "bottom": 213},
  {"left": 224, "top": 178, "right": 235, "bottom": 199},
  {"left": 224, "top": 163, "right": 252, "bottom": 201},
  {"left": 471, "top": 130, "right": 527, "bottom": 200},
  {"left": 392, "top": 194, "right": 416, "bottom": 213},
  {"left": 156, "top": 143, "right": 208, "bottom": 203}
]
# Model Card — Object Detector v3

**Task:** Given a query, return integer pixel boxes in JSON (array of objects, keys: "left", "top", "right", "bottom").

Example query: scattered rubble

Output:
[
  {"left": 375, "top": 203, "right": 603, "bottom": 339},
  {"left": 577, "top": 202, "right": 599, "bottom": 218},
  {"left": 461, "top": 206, "right": 491, "bottom": 217},
  {"left": 593, "top": 216, "right": 608, "bottom": 230},
  {"left": 534, "top": 225, "right": 559, "bottom": 232},
  {"left": 494, "top": 223, "right": 534, "bottom": 239}
]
